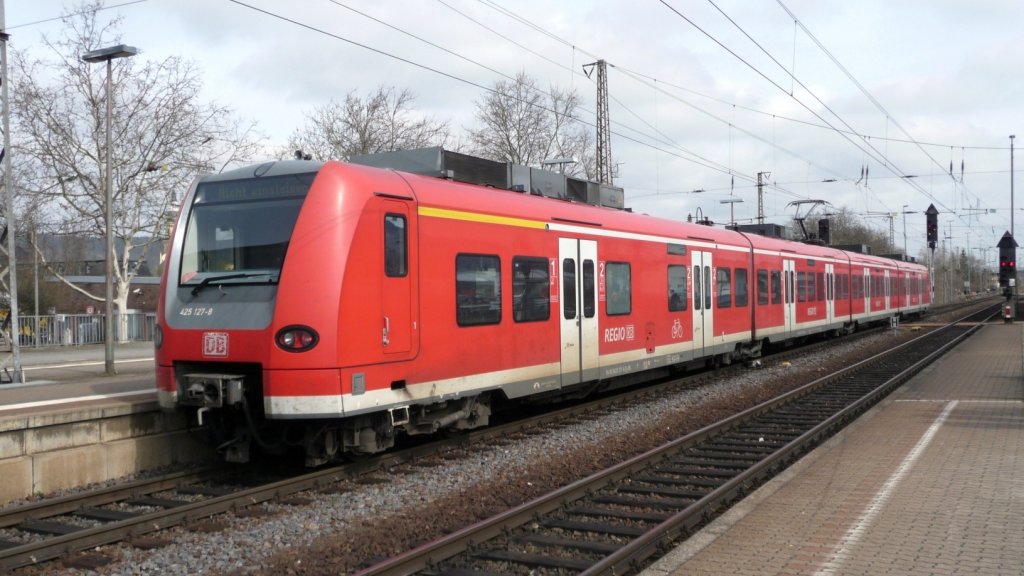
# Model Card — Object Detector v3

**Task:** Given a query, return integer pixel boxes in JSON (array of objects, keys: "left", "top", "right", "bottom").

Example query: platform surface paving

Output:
[{"left": 643, "top": 322, "right": 1024, "bottom": 576}]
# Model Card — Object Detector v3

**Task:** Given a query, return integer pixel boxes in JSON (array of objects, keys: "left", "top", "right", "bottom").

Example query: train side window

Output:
[
  {"left": 816, "top": 272, "right": 825, "bottom": 301},
  {"left": 562, "top": 258, "right": 577, "bottom": 320},
  {"left": 797, "top": 272, "right": 807, "bottom": 302},
  {"left": 583, "top": 260, "right": 596, "bottom": 318},
  {"left": 668, "top": 265, "right": 687, "bottom": 311},
  {"left": 456, "top": 254, "right": 501, "bottom": 326},
  {"left": 512, "top": 257, "right": 549, "bottom": 323},
  {"left": 704, "top": 266, "right": 712, "bottom": 310},
  {"left": 716, "top": 267, "right": 732, "bottom": 308},
  {"left": 384, "top": 214, "right": 407, "bottom": 277},
  {"left": 771, "top": 270, "right": 782, "bottom": 304},
  {"left": 693, "top": 266, "right": 702, "bottom": 311},
  {"left": 606, "top": 262, "right": 631, "bottom": 316},
  {"left": 757, "top": 269, "right": 769, "bottom": 305},
  {"left": 734, "top": 268, "right": 748, "bottom": 307}
]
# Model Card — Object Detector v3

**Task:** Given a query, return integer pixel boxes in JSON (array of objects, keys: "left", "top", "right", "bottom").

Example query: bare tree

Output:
[
  {"left": 810, "top": 207, "right": 892, "bottom": 252},
  {"left": 7, "top": 1, "right": 261, "bottom": 338},
  {"left": 288, "top": 86, "right": 450, "bottom": 160},
  {"left": 469, "top": 71, "right": 595, "bottom": 179}
]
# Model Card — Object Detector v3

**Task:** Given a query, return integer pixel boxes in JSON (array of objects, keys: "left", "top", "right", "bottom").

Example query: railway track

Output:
[
  {"left": 354, "top": 304, "right": 999, "bottom": 576},
  {"left": 0, "top": 301, "right": 990, "bottom": 572},
  {"left": 0, "top": 356, "right": 743, "bottom": 570}
]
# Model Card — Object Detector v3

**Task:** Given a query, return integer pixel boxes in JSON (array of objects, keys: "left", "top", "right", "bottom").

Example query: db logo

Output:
[{"left": 202, "top": 332, "right": 229, "bottom": 357}]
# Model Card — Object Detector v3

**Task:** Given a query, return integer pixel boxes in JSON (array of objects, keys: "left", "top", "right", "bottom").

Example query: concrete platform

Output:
[
  {"left": 644, "top": 322, "right": 1024, "bottom": 576},
  {"left": 0, "top": 344, "right": 213, "bottom": 504}
]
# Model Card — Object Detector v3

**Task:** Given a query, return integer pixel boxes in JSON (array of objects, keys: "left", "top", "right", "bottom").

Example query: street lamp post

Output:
[
  {"left": 81, "top": 44, "right": 137, "bottom": 376},
  {"left": 1, "top": 12, "right": 23, "bottom": 382}
]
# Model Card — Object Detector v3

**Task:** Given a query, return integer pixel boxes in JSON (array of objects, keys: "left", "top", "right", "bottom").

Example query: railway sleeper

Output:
[
  {"left": 543, "top": 517, "right": 647, "bottom": 537},
  {"left": 616, "top": 484, "right": 709, "bottom": 499},
  {"left": 20, "top": 520, "right": 86, "bottom": 536},
  {"left": 591, "top": 494, "right": 695, "bottom": 509},
  {"left": 685, "top": 448, "right": 766, "bottom": 461},
  {"left": 566, "top": 505, "right": 672, "bottom": 523},
  {"left": 472, "top": 548, "right": 594, "bottom": 571},
  {"left": 635, "top": 474, "right": 725, "bottom": 489},
  {"left": 654, "top": 465, "right": 741, "bottom": 478},
  {"left": 704, "top": 440, "right": 782, "bottom": 452},
  {"left": 669, "top": 456, "right": 753, "bottom": 470},
  {"left": 513, "top": 534, "right": 622, "bottom": 555},
  {"left": 76, "top": 508, "right": 142, "bottom": 522}
]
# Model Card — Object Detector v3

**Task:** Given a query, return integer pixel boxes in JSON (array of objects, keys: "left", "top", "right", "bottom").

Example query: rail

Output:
[{"left": 355, "top": 304, "right": 998, "bottom": 575}]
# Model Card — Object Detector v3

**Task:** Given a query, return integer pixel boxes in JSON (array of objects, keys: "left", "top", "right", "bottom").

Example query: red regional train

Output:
[{"left": 155, "top": 149, "right": 931, "bottom": 465}]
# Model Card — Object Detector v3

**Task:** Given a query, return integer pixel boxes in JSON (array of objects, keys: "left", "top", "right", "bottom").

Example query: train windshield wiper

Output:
[{"left": 190, "top": 272, "right": 276, "bottom": 296}]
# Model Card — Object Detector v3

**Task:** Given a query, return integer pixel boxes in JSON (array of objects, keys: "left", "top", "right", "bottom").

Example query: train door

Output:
[
  {"left": 381, "top": 200, "right": 418, "bottom": 357},
  {"left": 884, "top": 270, "right": 892, "bottom": 312},
  {"left": 825, "top": 263, "right": 835, "bottom": 324},
  {"left": 692, "top": 251, "right": 714, "bottom": 355},
  {"left": 863, "top": 268, "right": 871, "bottom": 313},
  {"left": 559, "top": 238, "right": 599, "bottom": 386},
  {"left": 783, "top": 259, "right": 796, "bottom": 333}
]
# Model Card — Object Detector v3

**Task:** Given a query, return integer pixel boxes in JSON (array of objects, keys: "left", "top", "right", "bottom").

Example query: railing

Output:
[{"left": 9, "top": 313, "right": 157, "bottom": 348}]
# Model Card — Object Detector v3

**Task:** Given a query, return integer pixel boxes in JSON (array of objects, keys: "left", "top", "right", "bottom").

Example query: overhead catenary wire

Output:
[{"left": 658, "top": 0, "right": 1006, "bottom": 250}]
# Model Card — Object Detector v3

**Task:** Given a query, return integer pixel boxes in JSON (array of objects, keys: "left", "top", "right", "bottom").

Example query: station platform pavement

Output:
[
  {"left": 643, "top": 322, "right": 1024, "bottom": 576},
  {"left": 5, "top": 341, "right": 154, "bottom": 379},
  {"left": 0, "top": 342, "right": 156, "bottom": 417}
]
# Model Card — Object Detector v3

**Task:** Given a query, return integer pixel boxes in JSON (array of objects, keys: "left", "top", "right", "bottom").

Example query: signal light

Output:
[
  {"left": 925, "top": 204, "right": 938, "bottom": 249},
  {"left": 276, "top": 325, "right": 319, "bottom": 352}
]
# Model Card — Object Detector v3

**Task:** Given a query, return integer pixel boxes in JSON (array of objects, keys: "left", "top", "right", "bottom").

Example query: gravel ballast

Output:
[{"left": 19, "top": 327, "right": 929, "bottom": 575}]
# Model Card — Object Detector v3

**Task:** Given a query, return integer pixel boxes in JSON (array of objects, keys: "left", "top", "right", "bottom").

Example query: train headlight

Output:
[{"left": 275, "top": 325, "right": 319, "bottom": 352}]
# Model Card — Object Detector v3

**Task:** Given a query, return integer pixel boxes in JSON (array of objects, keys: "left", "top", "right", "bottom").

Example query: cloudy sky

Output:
[{"left": 7, "top": 0, "right": 1023, "bottom": 260}]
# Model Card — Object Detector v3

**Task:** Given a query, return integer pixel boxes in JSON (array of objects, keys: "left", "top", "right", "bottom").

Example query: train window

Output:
[
  {"left": 771, "top": 270, "right": 782, "bottom": 304},
  {"left": 757, "top": 269, "right": 769, "bottom": 305},
  {"left": 606, "top": 262, "right": 631, "bottom": 316},
  {"left": 704, "top": 266, "right": 712, "bottom": 310},
  {"left": 693, "top": 266, "right": 702, "bottom": 311},
  {"left": 513, "top": 257, "right": 549, "bottom": 323},
  {"left": 583, "top": 260, "right": 596, "bottom": 318},
  {"left": 384, "top": 214, "right": 407, "bottom": 277},
  {"left": 668, "top": 265, "right": 687, "bottom": 311},
  {"left": 807, "top": 272, "right": 816, "bottom": 302},
  {"left": 562, "top": 258, "right": 576, "bottom": 320},
  {"left": 797, "top": 272, "right": 807, "bottom": 302},
  {"left": 181, "top": 173, "right": 314, "bottom": 287},
  {"left": 735, "top": 268, "right": 748, "bottom": 307},
  {"left": 816, "top": 272, "right": 825, "bottom": 301},
  {"left": 716, "top": 267, "right": 732, "bottom": 309},
  {"left": 456, "top": 254, "right": 501, "bottom": 326}
]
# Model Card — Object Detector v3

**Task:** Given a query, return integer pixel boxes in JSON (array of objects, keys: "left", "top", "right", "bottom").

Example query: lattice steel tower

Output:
[{"left": 584, "top": 60, "right": 612, "bottom": 184}]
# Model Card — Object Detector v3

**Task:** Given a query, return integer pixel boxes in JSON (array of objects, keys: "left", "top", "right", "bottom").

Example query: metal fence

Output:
[{"left": 11, "top": 312, "right": 157, "bottom": 347}]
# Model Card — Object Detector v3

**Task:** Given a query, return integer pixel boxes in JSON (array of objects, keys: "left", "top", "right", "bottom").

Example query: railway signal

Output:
[
  {"left": 997, "top": 231, "right": 1018, "bottom": 289},
  {"left": 925, "top": 204, "right": 938, "bottom": 249}
]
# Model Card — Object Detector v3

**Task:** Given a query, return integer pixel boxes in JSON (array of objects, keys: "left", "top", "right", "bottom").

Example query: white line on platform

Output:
[
  {"left": 22, "top": 357, "right": 153, "bottom": 371},
  {"left": 0, "top": 389, "right": 153, "bottom": 412},
  {"left": 813, "top": 400, "right": 958, "bottom": 576}
]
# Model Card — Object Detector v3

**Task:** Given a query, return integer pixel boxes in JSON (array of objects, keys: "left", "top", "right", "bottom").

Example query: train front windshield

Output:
[{"left": 179, "top": 172, "right": 317, "bottom": 288}]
